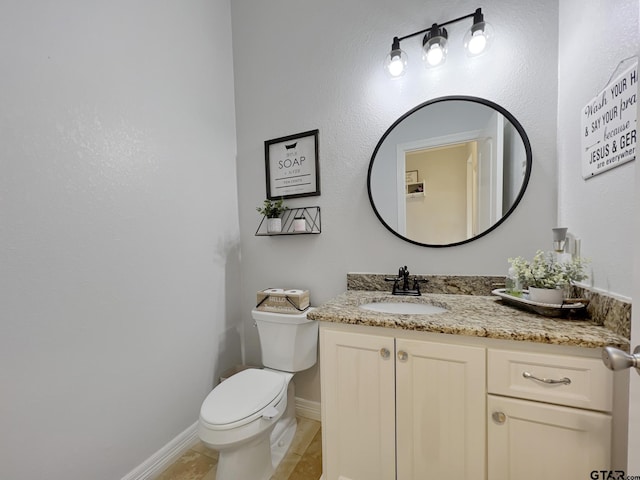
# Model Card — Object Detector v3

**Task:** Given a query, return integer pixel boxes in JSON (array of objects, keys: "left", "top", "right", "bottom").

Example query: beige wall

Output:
[{"left": 406, "top": 145, "right": 469, "bottom": 244}]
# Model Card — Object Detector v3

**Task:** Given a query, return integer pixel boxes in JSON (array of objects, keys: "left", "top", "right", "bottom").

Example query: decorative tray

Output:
[{"left": 491, "top": 289, "right": 589, "bottom": 319}]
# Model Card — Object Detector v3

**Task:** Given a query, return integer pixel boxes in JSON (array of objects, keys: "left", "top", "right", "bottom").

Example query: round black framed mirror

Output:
[{"left": 367, "top": 96, "right": 532, "bottom": 247}]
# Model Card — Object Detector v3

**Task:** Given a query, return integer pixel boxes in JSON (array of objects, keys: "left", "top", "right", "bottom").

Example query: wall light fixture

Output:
[
  {"left": 384, "top": 8, "right": 493, "bottom": 78},
  {"left": 552, "top": 227, "right": 582, "bottom": 259}
]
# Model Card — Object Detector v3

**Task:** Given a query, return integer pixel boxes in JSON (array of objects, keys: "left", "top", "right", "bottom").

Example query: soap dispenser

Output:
[{"left": 505, "top": 267, "right": 522, "bottom": 297}]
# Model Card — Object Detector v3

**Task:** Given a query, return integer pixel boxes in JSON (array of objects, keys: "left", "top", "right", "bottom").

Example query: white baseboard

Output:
[
  {"left": 121, "top": 399, "right": 321, "bottom": 480},
  {"left": 121, "top": 421, "right": 199, "bottom": 480},
  {"left": 295, "top": 397, "right": 321, "bottom": 422}
]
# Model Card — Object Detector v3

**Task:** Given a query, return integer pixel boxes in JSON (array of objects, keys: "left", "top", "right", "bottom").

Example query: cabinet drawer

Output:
[{"left": 487, "top": 349, "right": 613, "bottom": 411}]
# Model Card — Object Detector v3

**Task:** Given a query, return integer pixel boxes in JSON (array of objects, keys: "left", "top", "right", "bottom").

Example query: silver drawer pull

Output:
[
  {"left": 523, "top": 371, "right": 571, "bottom": 385},
  {"left": 380, "top": 348, "right": 390, "bottom": 359}
]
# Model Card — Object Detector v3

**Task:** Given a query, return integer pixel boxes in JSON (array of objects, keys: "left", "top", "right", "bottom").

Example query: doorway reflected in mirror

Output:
[{"left": 368, "top": 96, "right": 531, "bottom": 247}]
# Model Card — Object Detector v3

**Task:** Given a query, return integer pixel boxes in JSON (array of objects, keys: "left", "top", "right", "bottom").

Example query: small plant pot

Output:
[
  {"left": 267, "top": 217, "right": 282, "bottom": 233},
  {"left": 528, "top": 287, "right": 564, "bottom": 305}
]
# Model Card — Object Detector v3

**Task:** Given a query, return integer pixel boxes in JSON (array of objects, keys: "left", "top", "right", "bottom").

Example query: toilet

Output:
[{"left": 198, "top": 308, "right": 318, "bottom": 480}]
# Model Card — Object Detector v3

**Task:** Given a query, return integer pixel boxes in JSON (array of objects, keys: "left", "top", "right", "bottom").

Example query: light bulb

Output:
[
  {"left": 422, "top": 25, "right": 448, "bottom": 69},
  {"left": 467, "top": 31, "right": 486, "bottom": 54},
  {"left": 425, "top": 43, "right": 445, "bottom": 66},
  {"left": 384, "top": 49, "right": 408, "bottom": 77},
  {"left": 422, "top": 38, "right": 447, "bottom": 68},
  {"left": 384, "top": 38, "right": 408, "bottom": 78},
  {"left": 464, "top": 21, "right": 493, "bottom": 57}
]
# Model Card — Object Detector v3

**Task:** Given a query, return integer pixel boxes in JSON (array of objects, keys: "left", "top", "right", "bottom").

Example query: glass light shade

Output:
[
  {"left": 463, "top": 21, "right": 493, "bottom": 57},
  {"left": 384, "top": 49, "right": 408, "bottom": 78},
  {"left": 552, "top": 227, "right": 568, "bottom": 252},
  {"left": 422, "top": 36, "right": 448, "bottom": 68}
]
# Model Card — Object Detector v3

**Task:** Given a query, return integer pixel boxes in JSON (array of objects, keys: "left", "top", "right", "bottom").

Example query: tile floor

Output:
[{"left": 156, "top": 417, "right": 322, "bottom": 480}]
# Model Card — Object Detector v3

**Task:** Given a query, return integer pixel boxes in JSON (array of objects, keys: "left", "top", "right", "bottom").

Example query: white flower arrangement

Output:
[{"left": 508, "top": 250, "right": 589, "bottom": 289}]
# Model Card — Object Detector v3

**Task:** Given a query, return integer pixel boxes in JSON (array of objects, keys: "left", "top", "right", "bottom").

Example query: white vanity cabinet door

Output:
[
  {"left": 487, "top": 395, "right": 612, "bottom": 480},
  {"left": 396, "top": 339, "right": 486, "bottom": 480},
  {"left": 320, "top": 328, "right": 396, "bottom": 480}
]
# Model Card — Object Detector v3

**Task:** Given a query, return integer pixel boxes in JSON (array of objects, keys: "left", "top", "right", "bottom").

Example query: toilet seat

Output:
[{"left": 200, "top": 369, "right": 287, "bottom": 431}]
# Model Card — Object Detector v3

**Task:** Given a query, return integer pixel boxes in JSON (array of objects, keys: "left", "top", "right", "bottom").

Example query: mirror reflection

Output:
[{"left": 367, "top": 96, "right": 532, "bottom": 247}]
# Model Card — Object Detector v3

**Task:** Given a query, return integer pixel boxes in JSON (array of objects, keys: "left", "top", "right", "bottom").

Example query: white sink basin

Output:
[{"left": 359, "top": 302, "right": 447, "bottom": 315}]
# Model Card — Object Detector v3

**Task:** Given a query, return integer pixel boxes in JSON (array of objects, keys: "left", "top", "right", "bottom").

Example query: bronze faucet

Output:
[{"left": 385, "top": 266, "right": 426, "bottom": 296}]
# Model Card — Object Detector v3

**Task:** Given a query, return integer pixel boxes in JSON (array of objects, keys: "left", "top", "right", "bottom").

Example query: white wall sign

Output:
[
  {"left": 264, "top": 129, "right": 320, "bottom": 199},
  {"left": 581, "top": 60, "right": 637, "bottom": 179}
]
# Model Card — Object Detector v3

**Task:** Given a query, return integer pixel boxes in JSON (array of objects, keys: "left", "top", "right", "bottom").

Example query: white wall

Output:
[
  {"left": 557, "top": 0, "right": 639, "bottom": 298},
  {"left": 629, "top": 36, "right": 640, "bottom": 467},
  {"left": 0, "top": 1, "right": 241, "bottom": 479},
  {"left": 556, "top": 0, "right": 640, "bottom": 467},
  {"left": 231, "top": 0, "right": 559, "bottom": 402}
]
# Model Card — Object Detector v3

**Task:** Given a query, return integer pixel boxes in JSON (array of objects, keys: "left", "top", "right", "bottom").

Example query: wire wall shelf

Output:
[{"left": 255, "top": 206, "right": 321, "bottom": 236}]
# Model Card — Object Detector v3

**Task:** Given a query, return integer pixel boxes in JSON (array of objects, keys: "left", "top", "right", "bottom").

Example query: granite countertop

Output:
[{"left": 307, "top": 290, "right": 630, "bottom": 349}]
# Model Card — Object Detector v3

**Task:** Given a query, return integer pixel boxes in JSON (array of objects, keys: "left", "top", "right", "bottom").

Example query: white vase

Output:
[
  {"left": 528, "top": 287, "right": 564, "bottom": 305},
  {"left": 267, "top": 217, "right": 282, "bottom": 233}
]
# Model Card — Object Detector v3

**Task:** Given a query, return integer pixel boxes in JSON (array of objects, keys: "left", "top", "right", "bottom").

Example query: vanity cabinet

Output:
[
  {"left": 320, "top": 327, "right": 486, "bottom": 480},
  {"left": 486, "top": 349, "right": 613, "bottom": 480},
  {"left": 320, "top": 324, "right": 617, "bottom": 480}
]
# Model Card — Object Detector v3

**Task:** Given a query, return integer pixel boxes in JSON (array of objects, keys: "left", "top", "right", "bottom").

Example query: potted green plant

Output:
[
  {"left": 256, "top": 198, "right": 288, "bottom": 233},
  {"left": 508, "top": 250, "right": 589, "bottom": 304}
]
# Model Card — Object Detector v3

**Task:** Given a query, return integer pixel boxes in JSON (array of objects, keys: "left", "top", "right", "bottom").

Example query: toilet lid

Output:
[{"left": 200, "top": 369, "right": 286, "bottom": 426}]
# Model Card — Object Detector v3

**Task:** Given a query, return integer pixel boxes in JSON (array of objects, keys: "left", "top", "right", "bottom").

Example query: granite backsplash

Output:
[{"left": 347, "top": 273, "right": 631, "bottom": 339}]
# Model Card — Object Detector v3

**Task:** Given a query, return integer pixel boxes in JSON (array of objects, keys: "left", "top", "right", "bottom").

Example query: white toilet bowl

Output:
[
  {"left": 198, "top": 368, "right": 296, "bottom": 480},
  {"left": 198, "top": 307, "right": 317, "bottom": 480}
]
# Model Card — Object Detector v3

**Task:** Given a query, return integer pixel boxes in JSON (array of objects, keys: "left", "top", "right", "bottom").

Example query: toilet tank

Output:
[{"left": 252, "top": 308, "right": 318, "bottom": 372}]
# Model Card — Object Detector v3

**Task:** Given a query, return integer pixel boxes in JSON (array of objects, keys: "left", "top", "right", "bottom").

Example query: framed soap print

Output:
[{"left": 264, "top": 129, "right": 320, "bottom": 200}]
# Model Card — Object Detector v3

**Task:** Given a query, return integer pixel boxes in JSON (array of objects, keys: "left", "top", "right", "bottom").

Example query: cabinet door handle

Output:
[
  {"left": 492, "top": 411, "right": 506, "bottom": 424},
  {"left": 522, "top": 371, "right": 571, "bottom": 385},
  {"left": 380, "top": 348, "right": 390, "bottom": 359},
  {"left": 397, "top": 350, "right": 408, "bottom": 362}
]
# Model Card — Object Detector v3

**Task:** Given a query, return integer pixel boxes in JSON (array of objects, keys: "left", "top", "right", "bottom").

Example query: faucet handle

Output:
[{"left": 412, "top": 276, "right": 427, "bottom": 294}]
